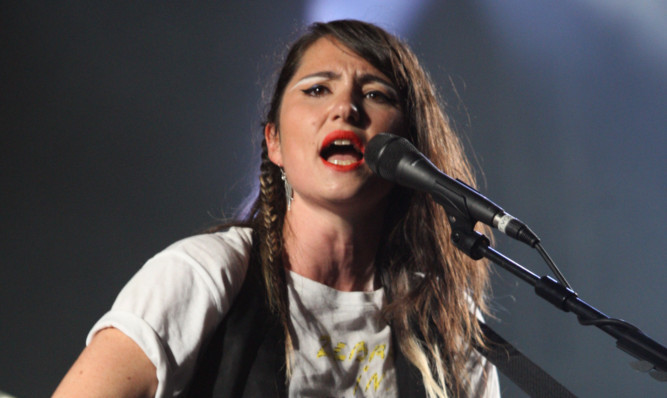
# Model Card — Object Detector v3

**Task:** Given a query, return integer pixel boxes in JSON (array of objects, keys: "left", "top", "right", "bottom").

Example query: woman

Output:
[{"left": 54, "top": 20, "right": 499, "bottom": 397}]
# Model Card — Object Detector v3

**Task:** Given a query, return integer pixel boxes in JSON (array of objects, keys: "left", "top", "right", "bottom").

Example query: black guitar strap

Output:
[
  {"left": 476, "top": 322, "right": 578, "bottom": 397},
  {"left": 184, "top": 263, "right": 287, "bottom": 397}
]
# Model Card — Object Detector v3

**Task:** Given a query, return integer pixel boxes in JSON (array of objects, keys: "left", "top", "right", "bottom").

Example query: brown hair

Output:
[{"left": 225, "top": 19, "right": 491, "bottom": 397}]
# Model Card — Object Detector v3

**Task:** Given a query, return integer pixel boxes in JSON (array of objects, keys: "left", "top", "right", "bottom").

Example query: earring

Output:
[{"left": 280, "top": 168, "right": 293, "bottom": 211}]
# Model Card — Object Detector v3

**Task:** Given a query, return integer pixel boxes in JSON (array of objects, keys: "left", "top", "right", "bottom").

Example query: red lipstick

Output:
[{"left": 319, "top": 130, "right": 365, "bottom": 172}]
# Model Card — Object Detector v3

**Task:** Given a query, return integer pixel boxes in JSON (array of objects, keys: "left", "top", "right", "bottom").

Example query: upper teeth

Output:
[{"left": 333, "top": 139, "right": 352, "bottom": 146}]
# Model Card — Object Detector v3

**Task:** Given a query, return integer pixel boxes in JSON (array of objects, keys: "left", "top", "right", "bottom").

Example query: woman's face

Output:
[{"left": 266, "top": 37, "right": 404, "bottom": 215}]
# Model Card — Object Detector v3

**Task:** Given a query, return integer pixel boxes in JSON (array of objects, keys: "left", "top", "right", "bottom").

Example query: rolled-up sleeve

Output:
[{"left": 87, "top": 227, "right": 252, "bottom": 397}]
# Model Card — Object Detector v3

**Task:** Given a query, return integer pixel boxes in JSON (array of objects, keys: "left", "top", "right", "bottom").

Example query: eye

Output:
[
  {"left": 365, "top": 90, "right": 396, "bottom": 105},
  {"left": 302, "top": 85, "right": 330, "bottom": 97}
]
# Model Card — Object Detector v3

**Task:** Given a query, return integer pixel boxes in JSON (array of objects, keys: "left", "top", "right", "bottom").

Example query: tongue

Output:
[{"left": 323, "top": 146, "right": 362, "bottom": 163}]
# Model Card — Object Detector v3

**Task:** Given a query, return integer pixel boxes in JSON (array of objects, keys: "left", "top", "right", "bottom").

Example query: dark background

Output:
[{"left": 2, "top": 1, "right": 665, "bottom": 396}]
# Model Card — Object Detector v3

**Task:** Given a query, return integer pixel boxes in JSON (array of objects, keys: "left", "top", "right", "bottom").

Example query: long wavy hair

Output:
[{"left": 220, "top": 19, "right": 492, "bottom": 397}]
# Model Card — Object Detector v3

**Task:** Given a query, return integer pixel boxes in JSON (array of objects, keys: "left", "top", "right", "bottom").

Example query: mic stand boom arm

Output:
[{"left": 446, "top": 214, "right": 667, "bottom": 379}]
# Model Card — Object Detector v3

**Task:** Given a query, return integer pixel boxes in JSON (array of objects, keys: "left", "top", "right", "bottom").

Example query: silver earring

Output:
[{"left": 280, "top": 168, "right": 293, "bottom": 211}]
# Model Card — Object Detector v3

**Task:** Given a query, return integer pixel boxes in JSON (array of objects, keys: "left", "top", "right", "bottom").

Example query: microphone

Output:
[{"left": 365, "top": 133, "right": 539, "bottom": 247}]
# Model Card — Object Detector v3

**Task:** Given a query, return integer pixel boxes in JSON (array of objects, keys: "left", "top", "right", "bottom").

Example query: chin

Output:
[{"left": 328, "top": 185, "right": 392, "bottom": 209}]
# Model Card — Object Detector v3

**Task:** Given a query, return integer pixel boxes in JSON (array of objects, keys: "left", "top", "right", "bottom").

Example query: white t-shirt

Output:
[
  {"left": 88, "top": 227, "right": 499, "bottom": 397},
  {"left": 286, "top": 271, "right": 396, "bottom": 397}
]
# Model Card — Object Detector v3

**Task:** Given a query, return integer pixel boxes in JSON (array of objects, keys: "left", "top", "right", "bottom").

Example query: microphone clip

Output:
[{"left": 444, "top": 207, "right": 490, "bottom": 261}]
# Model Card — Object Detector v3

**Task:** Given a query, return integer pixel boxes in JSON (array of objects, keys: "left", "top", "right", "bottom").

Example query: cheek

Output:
[
  {"left": 276, "top": 133, "right": 316, "bottom": 174},
  {"left": 284, "top": 101, "right": 323, "bottom": 130},
  {"left": 278, "top": 104, "right": 322, "bottom": 153},
  {"left": 375, "top": 110, "right": 405, "bottom": 136}
]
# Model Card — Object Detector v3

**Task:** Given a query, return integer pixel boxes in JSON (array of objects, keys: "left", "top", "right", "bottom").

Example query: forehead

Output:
[{"left": 292, "top": 37, "right": 390, "bottom": 82}]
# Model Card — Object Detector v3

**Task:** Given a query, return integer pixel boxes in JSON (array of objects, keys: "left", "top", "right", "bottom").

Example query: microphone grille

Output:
[{"left": 365, "top": 133, "right": 415, "bottom": 180}]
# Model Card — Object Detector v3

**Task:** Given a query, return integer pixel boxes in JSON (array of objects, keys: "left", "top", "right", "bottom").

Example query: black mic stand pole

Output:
[{"left": 445, "top": 213, "right": 667, "bottom": 380}]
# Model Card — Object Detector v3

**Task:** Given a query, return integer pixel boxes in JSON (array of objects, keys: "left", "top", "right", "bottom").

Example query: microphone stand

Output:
[{"left": 445, "top": 212, "right": 667, "bottom": 380}]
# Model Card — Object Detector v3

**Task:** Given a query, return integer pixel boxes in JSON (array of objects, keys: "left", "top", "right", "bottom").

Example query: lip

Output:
[{"left": 320, "top": 130, "right": 365, "bottom": 172}]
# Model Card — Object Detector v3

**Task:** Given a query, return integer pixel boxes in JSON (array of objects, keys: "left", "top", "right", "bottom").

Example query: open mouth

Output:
[{"left": 319, "top": 131, "right": 365, "bottom": 170}]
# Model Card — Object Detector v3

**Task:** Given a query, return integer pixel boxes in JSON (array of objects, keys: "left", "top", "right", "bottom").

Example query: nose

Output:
[{"left": 331, "top": 92, "right": 361, "bottom": 125}]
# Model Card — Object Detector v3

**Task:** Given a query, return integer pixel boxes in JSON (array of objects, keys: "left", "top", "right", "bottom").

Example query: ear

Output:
[{"left": 264, "top": 123, "right": 283, "bottom": 167}]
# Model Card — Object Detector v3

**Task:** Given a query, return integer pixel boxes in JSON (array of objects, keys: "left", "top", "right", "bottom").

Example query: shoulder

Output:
[
  {"left": 141, "top": 226, "right": 254, "bottom": 311},
  {"left": 160, "top": 226, "right": 254, "bottom": 266},
  {"left": 104, "top": 226, "right": 255, "bottom": 321}
]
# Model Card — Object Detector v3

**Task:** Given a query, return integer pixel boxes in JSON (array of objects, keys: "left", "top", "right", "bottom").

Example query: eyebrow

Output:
[
  {"left": 290, "top": 71, "right": 339, "bottom": 90},
  {"left": 290, "top": 71, "right": 397, "bottom": 94},
  {"left": 358, "top": 74, "right": 397, "bottom": 95}
]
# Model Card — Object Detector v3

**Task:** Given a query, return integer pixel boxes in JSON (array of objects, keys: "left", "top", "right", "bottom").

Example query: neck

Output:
[{"left": 282, "top": 200, "right": 387, "bottom": 292}]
